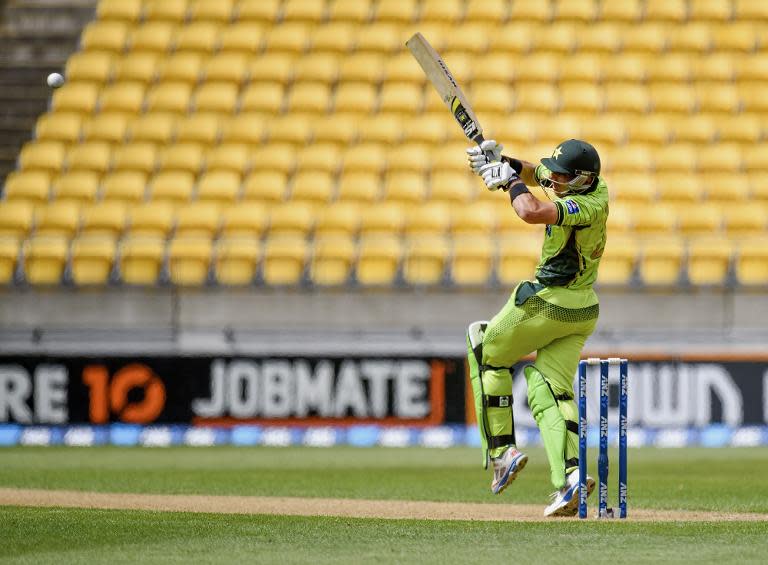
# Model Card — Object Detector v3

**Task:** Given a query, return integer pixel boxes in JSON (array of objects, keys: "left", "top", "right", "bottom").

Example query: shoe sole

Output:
[
  {"left": 549, "top": 477, "right": 596, "bottom": 517},
  {"left": 492, "top": 454, "right": 528, "bottom": 495}
]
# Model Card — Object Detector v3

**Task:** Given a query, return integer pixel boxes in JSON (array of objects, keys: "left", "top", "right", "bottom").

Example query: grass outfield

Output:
[{"left": 1, "top": 446, "right": 767, "bottom": 563}]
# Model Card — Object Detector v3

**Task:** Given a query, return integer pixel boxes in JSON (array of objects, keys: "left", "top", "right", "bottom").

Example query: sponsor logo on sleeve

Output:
[{"left": 565, "top": 200, "right": 580, "bottom": 214}]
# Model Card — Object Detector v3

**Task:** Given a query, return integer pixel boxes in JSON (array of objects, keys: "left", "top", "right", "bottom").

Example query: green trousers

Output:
[{"left": 469, "top": 281, "right": 599, "bottom": 489}]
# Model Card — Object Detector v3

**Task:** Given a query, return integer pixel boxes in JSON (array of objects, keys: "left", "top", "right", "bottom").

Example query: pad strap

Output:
[
  {"left": 565, "top": 420, "right": 579, "bottom": 434},
  {"left": 565, "top": 457, "right": 579, "bottom": 469},
  {"left": 489, "top": 434, "right": 515, "bottom": 449},
  {"left": 485, "top": 395, "right": 512, "bottom": 408}
]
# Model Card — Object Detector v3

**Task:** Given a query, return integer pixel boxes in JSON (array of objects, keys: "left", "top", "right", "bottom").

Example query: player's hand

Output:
[
  {"left": 466, "top": 139, "right": 503, "bottom": 175},
  {"left": 480, "top": 160, "right": 517, "bottom": 191}
]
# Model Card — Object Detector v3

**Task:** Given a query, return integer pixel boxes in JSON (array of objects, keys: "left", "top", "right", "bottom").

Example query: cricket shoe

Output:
[
  {"left": 543, "top": 469, "right": 595, "bottom": 517},
  {"left": 491, "top": 448, "right": 528, "bottom": 494}
]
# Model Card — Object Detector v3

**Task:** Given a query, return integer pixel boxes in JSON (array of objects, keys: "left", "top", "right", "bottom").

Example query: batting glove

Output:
[
  {"left": 466, "top": 139, "right": 503, "bottom": 175},
  {"left": 480, "top": 160, "right": 517, "bottom": 191}
]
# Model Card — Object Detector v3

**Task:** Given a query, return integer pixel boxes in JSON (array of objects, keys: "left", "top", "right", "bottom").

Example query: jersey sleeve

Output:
[{"left": 554, "top": 191, "right": 608, "bottom": 227}]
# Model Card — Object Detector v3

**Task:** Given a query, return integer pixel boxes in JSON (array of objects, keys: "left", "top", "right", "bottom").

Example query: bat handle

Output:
[{"left": 474, "top": 134, "right": 496, "bottom": 164}]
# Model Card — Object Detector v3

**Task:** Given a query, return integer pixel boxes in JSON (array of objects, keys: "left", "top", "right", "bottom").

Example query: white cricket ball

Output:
[{"left": 46, "top": 73, "right": 65, "bottom": 89}]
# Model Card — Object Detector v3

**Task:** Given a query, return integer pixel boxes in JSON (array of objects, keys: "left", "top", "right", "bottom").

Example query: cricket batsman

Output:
[{"left": 464, "top": 138, "right": 607, "bottom": 517}]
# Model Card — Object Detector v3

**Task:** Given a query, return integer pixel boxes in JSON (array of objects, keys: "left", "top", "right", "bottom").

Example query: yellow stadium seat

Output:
[
  {"left": 509, "top": 0, "right": 550, "bottom": 21},
  {"left": 697, "top": 85, "right": 741, "bottom": 114},
  {"left": 626, "top": 117, "right": 670, "bottom": 145},
  {"left": 144, "top": 0, "right": 188, "bottom": 22},
  {"left": 632, "top": 203, "right": 677, "bottom": 235},
  {"left": 656, "top": 173, "right": 700, "bottom": 203},
  {"left": 263, "top": 235, "right": 308, "bottom": 285},
  {"left": 644, "top": 0, "right": 686, "bottom": 21},
  {"left": 622, "top": 24, "right": 668, "bottom": 54},
  {"left": 70, "top": 235, "right": 117, "bottom": 286},
  {"left": 0, "top": 202, "right": 34, "bottom": 238},
  {"left": 34, "top": 202, "right": 81, "bottom": 237},
  {"left": 443, "top": 24, "right": 490, "bottom": 56},
  {"left": 607, "top": 202, "right": 633, "bottom": 233},
  {"left": 168, "top": 236, "right": 213, "bottom": 285},
  {"left": 4, "top": 170, "right": 51, "bottom": 203},
  {"left": 287, "top": 82, "right": 331, "bottom": 114},
  {"left": 472, "top": 54, "right": 514, "bottom": 84},
  {"left": 383, "top": 171, "right": 427, "bottom": 204},
  {"left": 667, "top": 23, "right": 712, "bottom": 53},
  {"left": 374, "top": 0, "right": 417, "bottom": 22},
  {"left": 357, "top": 114, "right": 401, "bottom": 145},
  {"left": 431, "top": 171, "right": 474, "bottom": 204},
  {"left": 558, "top": 53, "right": 603, "bottom": 83},
  {"left": 129, "top": 22, "right": 178, "bottom": 53},
  {"left": 514, "top": 54, "right": 560, "bottom": 83},
  {"left": 52, "top": 171, "right": 100, "bottom": 203},
  {"left": 243, "top": 171, "right": 288, "bottom": 202},
  {"left": 35, "top": 113, "right": 82, "bottom": 143},
  {"left": 671, "top": 116, "right": 716, "bottom": 145},
  {"left": 744, "top": 146, "right": 768, "bottom": 171},
  {"left": 654, "top": 144, "right": 697, "bottom": 173},
  {"left": 679, "top": 203, "right": 724, "bottom": 236},
  {"left": 176, "top": 23, "right": 221, "bottom": 55},
  {"left": 387, "top": 145, "right": 431, "bottom": 175},
  {"left": 450, "top": 235, "right": 494, "bottom": 286},
  {"left": 598, "top": 234, "right": 638, "bottom": 286},
  {"left": 378, "top": 82, "right": 423, "bottom": 114},
  {"left": 97, "top": 0, "right": 142, "bottom": 22},
  {"left": 639, "top": 237, "right": 685, "bottom": 286},
  {"left": 646, "top": 54, "right": 692, "bottom": 83},
  {"left": 149, "top": 171, "right": 195, "bottom": 203},
  {"left": 609, "top": 173, "right": 656, "bottom": 203},
  {"left": 327, "top": 0, "right": 371, "bottom": 22},
  {"left": 402, "top": 115, "right": 451, "bottom": 146},
  {"left": 514, "top": 84, "right": 559, "bottom": 113},
  {"left": 111, "top": 143, "right": 158, "bottom": 174},
  {"left": 194, "top": 82, "right": 238, "bottom": 114},
  {"left": 333, "top": 83, "right": 376, "bottom": 114},
  {"left": 418, "top": 0, "right": 460, "bottom": 22},
  {"left": 560, "top": 83, "right": 603, "bottom": 113},
  {"left": 555, "top": 0, "right": 597, "bottom": 22},
  {"left": 292, "top": 53, "right": 339, "bottom": 85},
  {"left": 82, "top": 21, "right": 129, "bottom": 53},
  {"left": 310, "top": 235, "right": 355, "bottom": 286},
  {"left": 315, "top": 203, "right": 360, "bottom": 237},
  {"left": 146, "top": 82, "right": 192, "bottom": 114},
  {"left": 0, "top": 237, "right": 19, "bottom": 284},
  {"left": 403, "top": 235, "right": 449, "bottom": 286},
  {"left": 310, "top": 22, "right": 355, "bottom": 53},
  {"left": 203, "top": 53, "right": 249, "bottom": 85},
  {"left": 159, "top": 143, "right": 204, "bottom": 174},
  {"left": 83, "top": 113, "right": 130, "bottom": 144},
  {"left": 600, "top": 54, "right": 649, "bottom": 84},
  {"left": 191, "top": 0, "right": 235, "bottom": 22},
  {"left": 430, "top": 142, "right": 471, "bottom": 173},
  {"left": 336, "top": 172, "right": 380, "bottom": 203},
  {"left": 249, "top": 53, "right": 297, "bottom": 84},
  {"left": 266, "top": 115, "right": 315, "bottom": 146},
  {"left": 718, "top": 115, "right": 761, "bottom": 144},
  {"left": 487, "top": 26, "right": 532, "bottom": 54},
  {"left": 450, "top": 201, "right": 496, "bottom": 236},
  {"left": 356, "top": 23, "right": 401, "bottom": 54},
  {"left": 343, "top": 143, "right": 386, "bottom": 174},
  {"left": 65, "top": 52, "right": 114, "bottom": 84},
  {"left": 98, "top": 82, "right": 145, "bottom": 114},
  {"left": 120, "top": 235, "right": 166, "bottom": 285},
  {"left": 24, "top": 236, "right": 68, "bottom": 285},
  {"left": 531, "top": 22, "right": 577, "bottom": 54},
  {"left": 650, "top": 84, "right": 696, "bottom": 113},
  {"left": 312, "top": 114, "right": 359, "bottom": 146},
  {"left": 736, "top": 237, "right": 768, "bottom": 285},
  {"left": 129, "top": 114, "right": 176, "bottom": 144},
  {"left": 735, "top": 0, "right": 768, "bottom": 19},
  {"left": 215, "top": 236, "right": 261, "bottom": 285},
  {"left": 101, "top": 171, "right": 148, "bottom": 202},
  {"left": 269, "top": 202, "right": 315, "bottom": 237},
  {"left": 157, "top": 52, "right": 204, "bottom": 83},
  {"left": 356, "top": 234, "right": 401, "bottom": 285},
  {"left": 129, "top": 203, "right": 175, "bottom": 237},
  {"left": 692, "top": 53, "right": 734, "bottom": 82},
  {"left": 463, "top": 0, "right": 505, "bottom": 21},
  {"left": 289, "top": 171, "right": 334, "bottom": 204},
  {"left": 724, "top": 203, "right": 767, "bottom": 236},
  {"left": 174, "top": 113, "right": 222, "bottom": 145},
  {"left": 283, "top": 0, "right": 326, "bottom": 22},
  {"left": 80, "top": 202, "right": 127, "bottom": 237},
  {"left": 219, "top": 22, "right": 264, "bottom": 53},
  {"left": 404, "top": 203, "right": 450, "bottom": 237},
  {"left": 195, "top": 171, "right": 241, "bottom": 205},
  {"left": 580, "top": 115, "right": 626, "bottom": 146},
  {"left": 251, "top": 143, "right": 295, "bottom": 175},
  {"left": 700, "top": 145, "right": 742, "bottom": 174},
  {"left": 52, "top": 83, "right": 100, "bottom": 114},
  {"left": 601, "top": 0, "right": 642, "bottom": 21},
  {"left": 360, "top": 203, "right": 404, "bottom": 236},
  {"left": 715, "top": 22, "right": 759, "bottom": 52},
  {"left": 702, "top": 173, "right": 748, "bottom": 203},
  {"left": 497, "top": 235, "right": 542, "bottom": 286},
  {"left": 471, "top": 82, "right": 512, "bottom": 115},
  {"left": 66, "top": 141, "right": 112, "bottom": 174},
  {"left": 295, "top": 144, "right": 341, "bottom": 175},
  {"left": 237, "top": 0, "right": 281, "bottom": 22},
  {"left": 220, "top": 203, "right": 268, "bottom": 238},
  {"left": 206, "top": 143, "right": 250, "bottom": 173},
  {"left": 691, "top": 0, "right": 733, "bottom": 20},
  {"left": 339, "top": 53, "right": 385, "bottom": 83},
  {"left": 536, "top": 115, "right": 583, "bottom": 144},
  {"left": 687, "top": 236, "right": 733, "bottom": 286},
  {"left": 263, "top": 23, "right": 310, "bottom": 53},
  {"left": 240, "top": 82, "right": 284, "bottom": 114}
]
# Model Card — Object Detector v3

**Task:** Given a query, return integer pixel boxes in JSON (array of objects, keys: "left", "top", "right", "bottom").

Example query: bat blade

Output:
[{"left": 406, "top": 32, "right": 485, "bottom": 144}]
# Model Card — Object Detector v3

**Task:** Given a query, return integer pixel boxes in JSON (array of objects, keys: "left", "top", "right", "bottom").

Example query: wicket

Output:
[{"left": 578, "top": 358, "right": 628, "bottom": 519}]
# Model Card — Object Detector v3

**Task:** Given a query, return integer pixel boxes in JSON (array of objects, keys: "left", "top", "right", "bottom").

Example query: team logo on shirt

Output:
[{"left": 565, "top": 199, "right": 579, "bottom": 214}]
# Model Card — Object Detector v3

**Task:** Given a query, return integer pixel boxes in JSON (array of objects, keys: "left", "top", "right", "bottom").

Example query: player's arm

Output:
[{"left": 509, "top": 188, "right": 558, "bottom": 225}]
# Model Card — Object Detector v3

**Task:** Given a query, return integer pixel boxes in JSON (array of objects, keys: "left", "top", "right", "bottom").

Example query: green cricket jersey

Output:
[{"left": 531, "top": 164, "right": 609, "bottom": 293}]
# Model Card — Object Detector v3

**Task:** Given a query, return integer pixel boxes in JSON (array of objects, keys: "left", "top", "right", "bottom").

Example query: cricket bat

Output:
[{"left": 406, "top": 32, "right": 493, "bottom": 159}]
